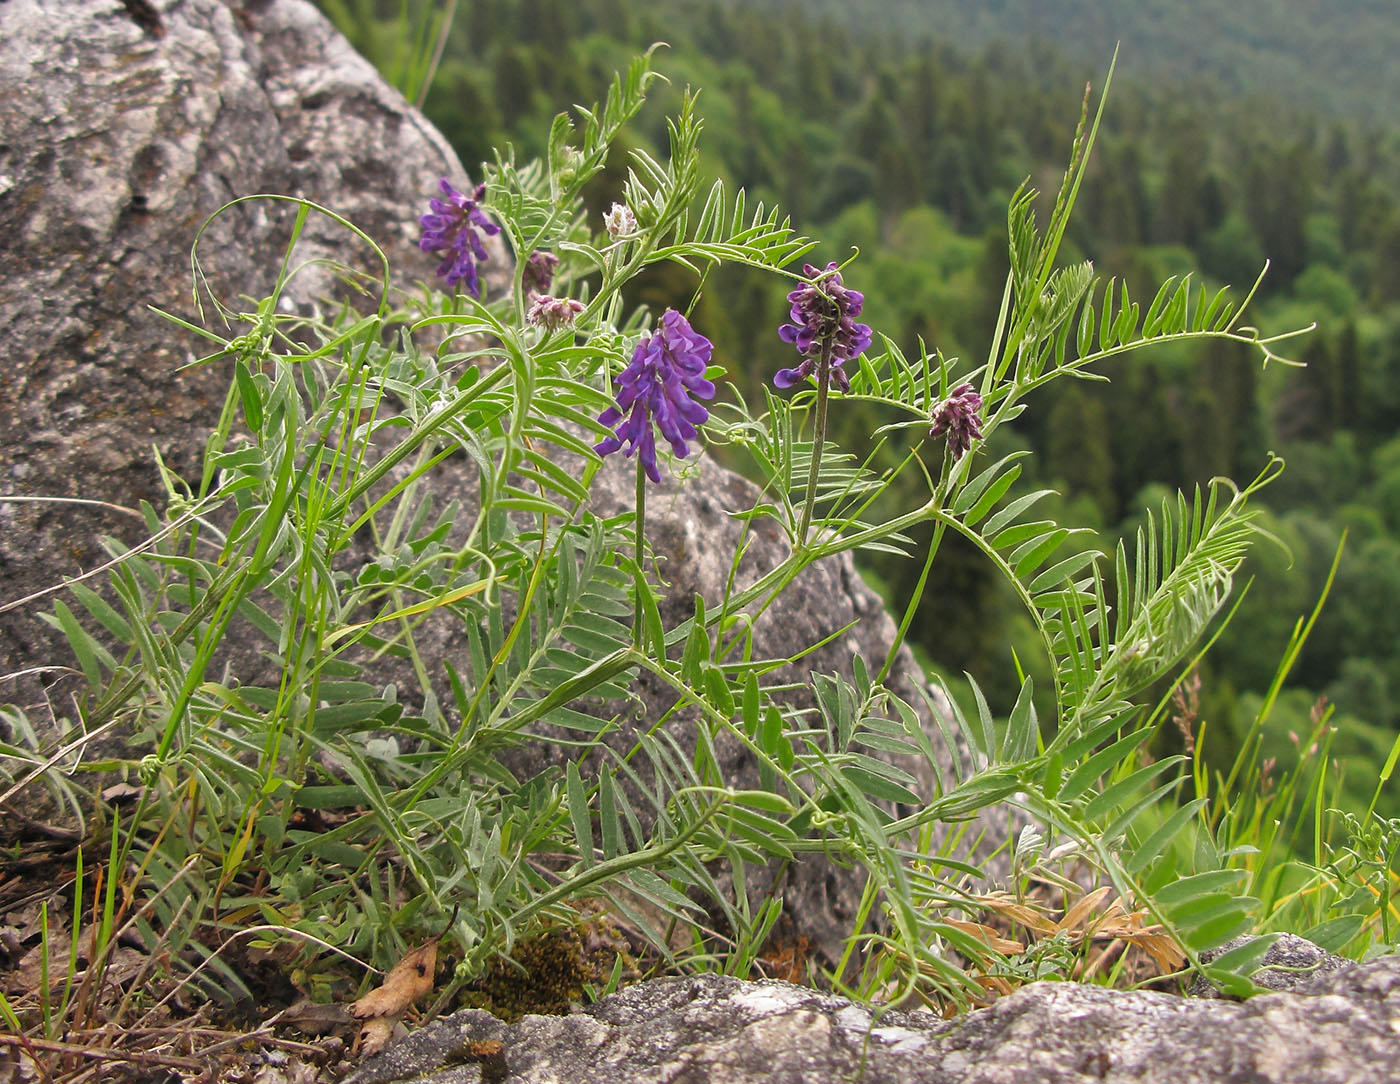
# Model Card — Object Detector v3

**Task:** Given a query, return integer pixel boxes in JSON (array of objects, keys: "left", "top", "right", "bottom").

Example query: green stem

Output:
[
  {"left": 795, "top": 337, "right": 836, "bottom": 547},
  {"left": 876, "top": 517, "right": 948, "bottom": 685},
  {"left": 634, "top": 459, "right": 646, "bottom": 649}
]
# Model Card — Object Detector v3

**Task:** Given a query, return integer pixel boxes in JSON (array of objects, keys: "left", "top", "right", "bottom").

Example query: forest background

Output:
[{"left": 320, "top": 0, "right": 1400, "bottom": 824}]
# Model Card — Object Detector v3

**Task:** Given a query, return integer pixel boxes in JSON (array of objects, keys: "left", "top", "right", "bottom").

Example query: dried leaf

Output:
[
  {"left": 349, "top": 941, "right": 438, "bottom": 1020},
  {"left": 101, "top": 782, "right": 144, "bottom": 806},
  {"left": 7, "top": 927, "right": 72, "bottom": 996},
  {"left": 1055, "top": 886, "right": 1114, "bottom": 935},
  {"left": 973, "top": 892, "right": 1059, "bottom": 936},
  {"left": 349, "top": 939, "right": 439, "bottom": 1059},
  {"left": 1133, "top": 930, "right": 1187, "bottom": 973},
  {"left": 761, "top": 934, "right": 809, "bottom": 984},
  {"left": 354, "top": 1015, "right": 398, "bottom": 1059},
  {"left": 273, "top": 999, "right": 355, "bottom": 1036},
  {"left": 944, "top": 918, "right": 1024, "bottom": 956}
]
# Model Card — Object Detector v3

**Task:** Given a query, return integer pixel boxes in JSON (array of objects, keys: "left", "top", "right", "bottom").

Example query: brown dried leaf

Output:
[
  {"left": 275, "top": 999, "right": 355, "bottom": 1036},
  {"left": 1055, "top": 886, "right": 1114, "bottom": 935},
  {"left": 944, "top": 917, "right": 1024, "bottom": 956},
  {"left": 7, "top": 927, "right": 72, "bottom": 996},
  {"left": 349, "top": 940, "right": 438, "bottom": 1021},
  {"left": 972, "top": 893, "right": 1059, "bottom": 936},
  {"left": 354, "top": 1015, "right": 398, "bottom": 1059},
  {"left": 1133, "top": 929, "right": 1187, "bottom": 974}
]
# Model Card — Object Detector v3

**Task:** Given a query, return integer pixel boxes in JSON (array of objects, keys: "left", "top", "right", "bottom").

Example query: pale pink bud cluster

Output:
[
  {"left": 604, "top": 202, "right": 637, "bottom": 239},
  {"left": 527, "top": 295, "right": 585, "bottom": 331}
]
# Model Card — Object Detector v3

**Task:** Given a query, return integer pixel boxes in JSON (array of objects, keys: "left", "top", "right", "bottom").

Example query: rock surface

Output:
[
  {"left": 0, "top": 0, "right": 502, "bottom": 677},
  {"left": 1189, "top": 932, "right": 1353, "bottom": 998},
  {"left": 343, "top": 956, "right": 1400, "bottom": 1084}
]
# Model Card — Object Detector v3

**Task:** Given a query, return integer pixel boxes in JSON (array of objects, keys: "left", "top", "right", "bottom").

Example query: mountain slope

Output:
[{"left": 730, "top": 0, "right": 1397, "bottom": 121}]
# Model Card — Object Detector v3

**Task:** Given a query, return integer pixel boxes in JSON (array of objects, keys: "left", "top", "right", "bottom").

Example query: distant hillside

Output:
[{"left": 729, "top": 0, "right": 1397, "bottom": 122}]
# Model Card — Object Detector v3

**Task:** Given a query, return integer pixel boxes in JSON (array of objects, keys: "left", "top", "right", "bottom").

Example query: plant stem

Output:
[
  {"left": 634, "top": 459, "right": 646, "bottom": 649},
  {"left": 877, "top": 518, "right": 947, "bottom": 685},
  {"left": 795, "top": 337, "right": 836, "bottom": 547}
]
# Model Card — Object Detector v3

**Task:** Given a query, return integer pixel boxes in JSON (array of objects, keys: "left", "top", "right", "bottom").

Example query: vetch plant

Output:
[
  {"left": 2, "top": 48, "right": 1346, "bottom": 1046},
  {"left": 594, "top": 306, "right": 717, "bottom": 646}
]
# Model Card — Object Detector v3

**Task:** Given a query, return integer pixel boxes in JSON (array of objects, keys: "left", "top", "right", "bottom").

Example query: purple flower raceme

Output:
[
  {"left": 419, "top": 179, "right": 500, "bottom": 297},
  {"left": 929, "top": 383, "right": 985, "bottom": 461},
  {"left": 527, "top": 294, "right": 585, "bottom": 331},
  {"left": 522, "top": 249, "right": 559, "bottom": 296},
  {"left": 774, "top": 261, "right": 873, "bottom": 393},
  {"left": 594, "top": 310, "right": 716, "bottom": 484}
]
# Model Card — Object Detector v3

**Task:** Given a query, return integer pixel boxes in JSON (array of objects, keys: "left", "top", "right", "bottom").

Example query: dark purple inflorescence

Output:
[
  {"left": 929, "top": 382, "right": 985, "bottom": 460},
  {"left": 419, "top": 179, "right": 500, "bottom": 297},
  {"left": 522, "top": 249, "right": 559, "bottom": 296},
  {"left": 774, "top": 261, "right": 873, "bottom": 393},
  {"left": 594, "top": 310, "right": 716, "bottom": 483}
]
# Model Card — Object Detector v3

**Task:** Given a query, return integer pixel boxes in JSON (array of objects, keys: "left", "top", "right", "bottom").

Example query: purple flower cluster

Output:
[
  {"left": 522, "top": 249, "right": 559, "bottom": 296},
  {"left": 774, "top": 262, "right": 873, "bottom": 393},
  {"left": 929, "top": 383, "right": 985, "bottom": 460},
  {"left": 419, "top": 179, "right": 500, "bottom": 297},
  {"left": 594, "top": 310, "right": 716, "bottom": 483}
]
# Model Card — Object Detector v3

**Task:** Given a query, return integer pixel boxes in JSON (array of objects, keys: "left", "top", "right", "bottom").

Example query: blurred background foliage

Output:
[{"left": 319, "top": 0, "right": 1400, "bottom": 824}]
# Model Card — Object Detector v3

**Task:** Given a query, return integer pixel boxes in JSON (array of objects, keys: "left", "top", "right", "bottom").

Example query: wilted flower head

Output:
[
  {"left": 419, "top": 179, "right": 500, "bottom": 297},
  {"left": 929, "top": 383, "right": 985, "bottom": 460},
  {"left": 522, "top": 249, "right": 559, "bottom": 295},
  {"left": 604, "top": 202, "right": 638, "bottom": 240},
  {"left": 527, "top": 294, "right": 585, "bottom": 331},
  {"left": 774, "top": 262, "right": 873, "bottom": 393},
  {"left": 594, "top": 309, "right": 716, "bottom": 483}
]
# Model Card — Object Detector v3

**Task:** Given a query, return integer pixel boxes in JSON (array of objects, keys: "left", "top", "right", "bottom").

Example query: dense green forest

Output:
[
  {"left": 729, "top": 0, "right": 1400, "bottom": 122},
  {"left": 321, "top": 0, "right": 1400, "bottom": 817}
]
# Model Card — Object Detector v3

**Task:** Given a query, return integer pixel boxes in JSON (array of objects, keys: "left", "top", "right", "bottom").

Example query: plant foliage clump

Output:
[{"left": 7, "top": 47, "right": 1369, "bottom": 1055}]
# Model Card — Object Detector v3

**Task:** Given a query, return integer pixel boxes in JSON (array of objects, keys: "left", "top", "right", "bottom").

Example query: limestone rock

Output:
[
  {"left": 1188, "top": 932, "right": 1354, "bottom": 998},
  {"left": 343, "top": 958, "right": 1400, "bottom": 1084},
  {"left": 0, "top": 0, "right": 504, "bottom": 683}
]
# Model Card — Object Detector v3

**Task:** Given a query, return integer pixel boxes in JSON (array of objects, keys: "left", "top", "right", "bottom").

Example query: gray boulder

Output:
[
  {"left": 344, "top": 953, "right": 1400, "bottom": 1084},
  {"left": 0, "top": 0, "right": 500, "bottom": 682}
]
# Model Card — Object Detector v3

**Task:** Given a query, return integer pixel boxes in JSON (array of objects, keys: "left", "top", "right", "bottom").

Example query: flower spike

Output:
[
  {"left": 774, "top": 261, "right": 872, "bottom": 392},
  {"left": 929, "top": 383, "right": 985, "bottom": 460},
  {"left": 418, "top": 179, "right": 500, "bottom": 297},
  {"left": 595, "top": 310, "right": 716, "bottom": 483}
]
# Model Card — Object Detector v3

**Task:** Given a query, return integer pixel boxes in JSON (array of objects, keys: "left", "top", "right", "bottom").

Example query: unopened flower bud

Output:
[
  {"left": 929, "top": 383, "right": 985, "bottom": 461},
  {"left": 604, "top": 202, "right": 637, "bottom": 240},
  {"left": 522, "top": 250, "right": 559, "bottom": 296}
]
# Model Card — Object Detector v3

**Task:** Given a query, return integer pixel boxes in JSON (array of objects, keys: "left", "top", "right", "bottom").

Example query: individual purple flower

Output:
[
  {"left": 418, "top": 178, "right": 500, "bottom": 297},
  {"left": 594, "top": 309, "right": 716, "bottom": 483},
  {"left": 929, "top": 383, "right": 985, "bottom": 460},
  {"left": 522, "top": 249, "right": 559, "bottom": 296},
  {"left": 774, "top": 261, "right": 873, "bottom": 393},
  {"left": 527, "top": 294, "right": 585, "bottom": 331}
]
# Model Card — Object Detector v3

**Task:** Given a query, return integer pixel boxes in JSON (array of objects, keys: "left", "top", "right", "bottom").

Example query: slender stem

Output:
[
  {"left": 795, "top": 337, "right": 836, "bottom": 546},
  {"left": 877, "top": 517, "right": 948, "bottom": 685},
  {"left": 634, "top": 459, "right": 646, "bottom": 649}
]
